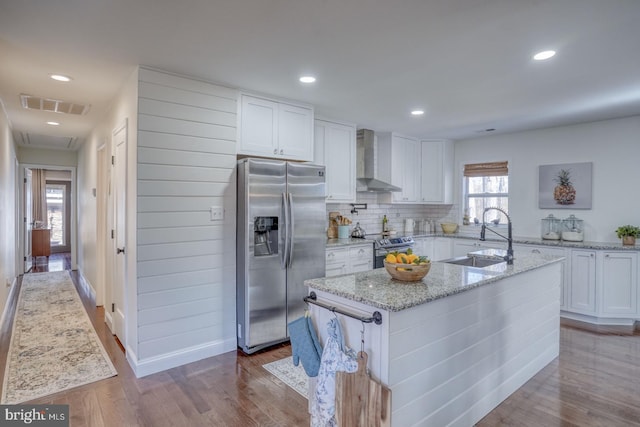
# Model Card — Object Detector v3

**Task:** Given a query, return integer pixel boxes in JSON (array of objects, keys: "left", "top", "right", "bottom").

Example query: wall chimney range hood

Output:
[{"left": 356, "top": 129, "right": 402, "bottom": 192}]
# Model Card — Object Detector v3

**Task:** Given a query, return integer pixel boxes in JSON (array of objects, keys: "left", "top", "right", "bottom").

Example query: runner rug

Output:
[
  {"left": 1, "top": 271, "right": 117, "bottom": 404},
  {"left": 262, "top": 356, "right": 309, "bottom": 399}
]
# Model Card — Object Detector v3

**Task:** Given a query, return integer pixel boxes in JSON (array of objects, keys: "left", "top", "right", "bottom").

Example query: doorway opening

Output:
[{"left": 46, "top": 180, "right": 71, "bottom": 253}]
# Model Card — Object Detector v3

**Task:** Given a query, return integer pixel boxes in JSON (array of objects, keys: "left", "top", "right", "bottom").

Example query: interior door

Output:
[
  {"left": 24, "top": 168, "right": 33, "bottom": 272},
  {"left": 112, "top": 123, "right": 127, "bottom": 344}
]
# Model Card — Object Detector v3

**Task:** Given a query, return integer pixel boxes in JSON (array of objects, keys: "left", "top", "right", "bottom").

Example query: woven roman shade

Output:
[{"left": 463, "top": 161, "right": 508, "bottom": 177}]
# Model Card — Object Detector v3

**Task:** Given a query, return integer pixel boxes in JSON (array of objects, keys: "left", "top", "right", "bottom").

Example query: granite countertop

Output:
[
  {"left": 305, "top": 252, "right": 563, "bottom": 312},
  {"left": 325, "top": 232, "right": 639, "bottom": 251},
  {"left": 410, "top": 233, "right": 640, "bottom": 251}
]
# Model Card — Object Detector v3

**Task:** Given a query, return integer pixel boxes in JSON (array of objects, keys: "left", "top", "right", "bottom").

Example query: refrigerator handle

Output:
[
  {"left": 281, "top": 192, "right": 290, "bottom": 269},
  {"left": 287, "top": 192, "right": 295, "bottom": 268}
]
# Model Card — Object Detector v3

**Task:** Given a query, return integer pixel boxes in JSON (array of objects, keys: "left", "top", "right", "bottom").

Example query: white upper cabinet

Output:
[
  {"left": 420, "top": 140, "right": 454, "bottom": 204},
  {"left": 378, "top": 133, "right": 420, "bottom": 203},
  {"left": 239, "top": 94, "right": 314, "bottom": 161},
  {"left": 314, "top": 119, "right": 356, "bottom": 203}
]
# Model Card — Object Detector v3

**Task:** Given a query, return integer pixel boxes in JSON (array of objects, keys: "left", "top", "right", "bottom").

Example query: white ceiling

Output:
[{"left": 1, "top": 0, "right": 639, "bottom": 150}]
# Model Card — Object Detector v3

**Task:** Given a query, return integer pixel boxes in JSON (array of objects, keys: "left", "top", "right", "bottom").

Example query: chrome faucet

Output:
[{"left": 480, "top": 207, "right": 514, "bottom": 265}]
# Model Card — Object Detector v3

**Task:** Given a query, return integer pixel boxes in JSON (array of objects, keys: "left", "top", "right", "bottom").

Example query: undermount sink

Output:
[{"left": 441, "top": 256, "right": 505, "bottom": 268}]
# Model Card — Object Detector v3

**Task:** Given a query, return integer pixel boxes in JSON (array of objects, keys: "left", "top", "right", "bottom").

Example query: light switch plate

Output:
[{"left": 210, "top": 206, "right": 224, "bottom": 221}]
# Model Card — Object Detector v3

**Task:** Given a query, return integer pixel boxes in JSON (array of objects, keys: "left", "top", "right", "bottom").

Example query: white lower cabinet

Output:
[
  {"left": 413, "top": 237, "right": 434, "bottom": 260},
  {"left": 349, "top": 244, "right": 373, "bottom": 273},
  {"left": 325, "top": 244, "right": 373, "bottom": 277},
  {"left": 568, "top": 250, "right": 597, "bottom": 315},
  {"left": 599, "top": 251, "right": 637, "bottom": 316},
  {"left": 432, "top": 237, "right": 453, "bottom": 261},
  {"left": 325, "top": 247, "right": 348, "bottom": 277}
]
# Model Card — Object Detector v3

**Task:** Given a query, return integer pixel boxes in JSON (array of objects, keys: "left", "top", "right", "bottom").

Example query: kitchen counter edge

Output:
[{"left": 305, "top": 253, "right": 563, "bottom": 312}]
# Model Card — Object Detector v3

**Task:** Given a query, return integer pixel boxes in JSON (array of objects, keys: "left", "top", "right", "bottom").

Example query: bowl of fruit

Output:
[{"left": 383, "top": 250, "right": 431, "bottom": 282}]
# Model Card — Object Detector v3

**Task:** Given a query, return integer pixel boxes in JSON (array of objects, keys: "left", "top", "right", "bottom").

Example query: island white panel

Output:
[{"left": 388, "top": 263, "right": 561, "bottom": 427}]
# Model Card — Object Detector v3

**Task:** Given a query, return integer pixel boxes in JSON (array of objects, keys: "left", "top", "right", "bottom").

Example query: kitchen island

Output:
[{"left": 304, "top": 252, "right": 563, "bottom": 426}]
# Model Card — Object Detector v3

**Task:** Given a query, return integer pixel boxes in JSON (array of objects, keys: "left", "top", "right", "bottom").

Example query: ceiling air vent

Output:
[{"left": 20, "top": 94, "right": 90, "bottom": 115}]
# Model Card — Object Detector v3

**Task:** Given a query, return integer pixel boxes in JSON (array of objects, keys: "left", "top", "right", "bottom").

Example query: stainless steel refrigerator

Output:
[{"left": 237, "top": 158, "right": 326, "bottom": 354}]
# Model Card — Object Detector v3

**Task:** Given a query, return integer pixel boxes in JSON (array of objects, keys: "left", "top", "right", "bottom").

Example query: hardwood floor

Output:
[
  {"left": 1, "top": 270, "right": 639, "bottom": 426},
  {"left": 29, "top": 252, "right": 72, "bottom": 273}
]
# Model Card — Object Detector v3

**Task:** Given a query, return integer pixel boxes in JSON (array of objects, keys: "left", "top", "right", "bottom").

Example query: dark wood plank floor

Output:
[{"left": 2, "top": 266, "right": 639, "bottom": 426}]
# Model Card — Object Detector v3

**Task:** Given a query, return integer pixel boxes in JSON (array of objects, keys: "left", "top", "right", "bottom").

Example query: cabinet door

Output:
[
  {"left": 239, "top": 95, "right": 278, "bottom": 156},
  {"left": 600, "top": 252, "right": 637, "bottom": 316},
  {"left": 433, "top": 237, "right": 453, "bottom": 261},
  {"left": 320, "top": 121, "right": 356, "bottom": 202},
  {"left": 348, "top": 244, "right": 373, "bottom": 273},
  {"left": 326, "top": 247, "right": 349, "bottom": 277},
  {"left": 413, "top": 237, "right": 434, "bottom": 260},
  {"left": 391, "top": 135, "right": 420, "bottom": 203},
  {"left": 278, "top": 103, "right": 313, "bottom": 161},
  {"left": 420, "top": 140, "right": 453, "bottom": 204},
  {"left": 569, "top": 250, "right": 596, "bottom": 314}
]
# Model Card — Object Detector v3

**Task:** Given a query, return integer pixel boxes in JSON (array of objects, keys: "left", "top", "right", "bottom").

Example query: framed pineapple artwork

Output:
[{"left": 538, "top": 162, "right": 592, "bottom": 209}]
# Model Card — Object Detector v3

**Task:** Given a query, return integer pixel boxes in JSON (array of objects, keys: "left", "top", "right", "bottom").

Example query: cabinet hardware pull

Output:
[{"left": 273, "top": 149, "right": 278, "bottom": 154}]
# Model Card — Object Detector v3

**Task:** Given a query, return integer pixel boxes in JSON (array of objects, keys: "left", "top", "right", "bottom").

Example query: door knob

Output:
[{"left": 117, "top": 247, "right": 125, "bottom": 254}]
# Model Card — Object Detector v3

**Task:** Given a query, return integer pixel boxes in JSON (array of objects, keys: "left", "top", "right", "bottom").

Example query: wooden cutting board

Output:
[{"left": 335, "top": 351, "right": 391, "bottom": 427}]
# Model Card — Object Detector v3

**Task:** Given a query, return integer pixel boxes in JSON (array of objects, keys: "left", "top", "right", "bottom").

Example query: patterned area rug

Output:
[
  {"left": 1, "top": 271, "right": 117, "bottom": 404},
  {"left": 263, "top": 356, "right": 309, "bottom": 399}
]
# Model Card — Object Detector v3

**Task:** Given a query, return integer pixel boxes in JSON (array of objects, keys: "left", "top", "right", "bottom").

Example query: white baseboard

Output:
[
  {"left": 127, "top": 338, "right": 237, "bottom": 378},
  {"left": 104, "top": 311, "right": 114, "bottom": 333},
  {"left": 0, "top": 277, "right": 18, "bottom": 331},
  {"left": 77, "top": 269, "right": 97, "bottom": 302},
  {"left": 561, "top": 310, "right": 636, "bottom": 326}
]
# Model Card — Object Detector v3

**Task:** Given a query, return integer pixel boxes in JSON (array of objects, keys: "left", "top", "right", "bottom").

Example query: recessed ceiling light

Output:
[
  {"left": 47, "top": 121, "right": 60, "bottom": 126},
  {"left": 411, "top": 110, "right": 425, "bottom": 116},
  {"left": 50, "top": 74, "right": 72, "bottom": 82},
  {"left": 533, "top": 50, "right": 556, "bottom": 61},
  {"left": 299, "top": 76, "right": 316, "bottom": 83}
]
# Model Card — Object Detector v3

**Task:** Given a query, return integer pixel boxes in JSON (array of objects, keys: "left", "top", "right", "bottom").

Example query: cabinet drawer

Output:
[
  {"left": 348, "top": 245, "right": 373, "bottom": 262},
  {"left": 326, "top": 247, "right": 348, "bottom": 265}
]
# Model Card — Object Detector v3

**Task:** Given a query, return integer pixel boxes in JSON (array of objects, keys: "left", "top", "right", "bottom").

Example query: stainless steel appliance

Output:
[
  {"left": 237, "top": 158, "right": 326, "bottom": 354},
  {"left": 356, "top": 129, "right": 402, "bottom": 192},
  {"left": 372, "top": 235, "right": 415, "bottom": 268}
]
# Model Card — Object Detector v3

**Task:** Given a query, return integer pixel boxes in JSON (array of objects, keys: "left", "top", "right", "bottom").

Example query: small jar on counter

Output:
[
  {"left": 541, "top": 214, "right": 561, "bottom": 240},
  {"left": 561, "top": 214, "right": 584, "bottom": 242}
]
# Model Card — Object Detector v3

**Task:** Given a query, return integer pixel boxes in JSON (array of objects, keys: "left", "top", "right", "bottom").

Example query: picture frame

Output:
[{"left": 538, "top": 162, "right": 592, "bottom": 209}]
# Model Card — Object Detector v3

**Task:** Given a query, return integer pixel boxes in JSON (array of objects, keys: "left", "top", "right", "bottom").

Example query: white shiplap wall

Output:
[{"left": 135, "top": 68, "right": 237, "bottom": 371}]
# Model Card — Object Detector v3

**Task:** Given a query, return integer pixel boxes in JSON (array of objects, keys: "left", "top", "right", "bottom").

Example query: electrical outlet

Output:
[{"left": 210, "top": 206, "right": 224, "bottom": 221}]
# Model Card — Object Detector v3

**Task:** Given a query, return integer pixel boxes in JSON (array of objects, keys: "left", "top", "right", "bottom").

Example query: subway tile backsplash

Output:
[{"left": 327, "top": 193, "right": 459, "bottom": 236}]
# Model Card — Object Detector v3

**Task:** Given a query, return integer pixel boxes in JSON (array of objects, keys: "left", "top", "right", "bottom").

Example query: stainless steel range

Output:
[{"left": 371, "top": 235, "right": 415, "bottom": 268}]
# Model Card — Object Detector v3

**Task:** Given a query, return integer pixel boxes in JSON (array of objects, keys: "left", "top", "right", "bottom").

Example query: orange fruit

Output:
[
  {"left": 397, "top": 253, "right": 409, "bottom": 264},
  {"left": 385, "top": 253, "right": 397, "bottom": 263}
]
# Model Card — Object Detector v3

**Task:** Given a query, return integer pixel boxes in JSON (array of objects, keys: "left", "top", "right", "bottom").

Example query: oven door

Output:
[{"left": 375, "top": 245, "right": 414, "bottom": 268}]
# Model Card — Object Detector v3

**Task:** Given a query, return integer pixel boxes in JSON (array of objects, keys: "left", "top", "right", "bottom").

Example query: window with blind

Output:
[{"left": 464, "top": 161, "right": 509, "bottom": 225}]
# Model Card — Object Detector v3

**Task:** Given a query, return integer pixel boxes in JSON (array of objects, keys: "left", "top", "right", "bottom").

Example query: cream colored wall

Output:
[
  {"left": 17, "top": 147, "right": 77, "bottom": 166},
  {"left": 0, "top": 103, "right": 18, "bottom": 324},
  {"left": 76, "top": 68, "right": 138, "bottom": 312}
]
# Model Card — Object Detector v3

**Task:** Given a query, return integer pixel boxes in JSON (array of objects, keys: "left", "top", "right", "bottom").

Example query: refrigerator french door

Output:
[{"left": 237, "top": 158, "right": 326, "bottom": 354}]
